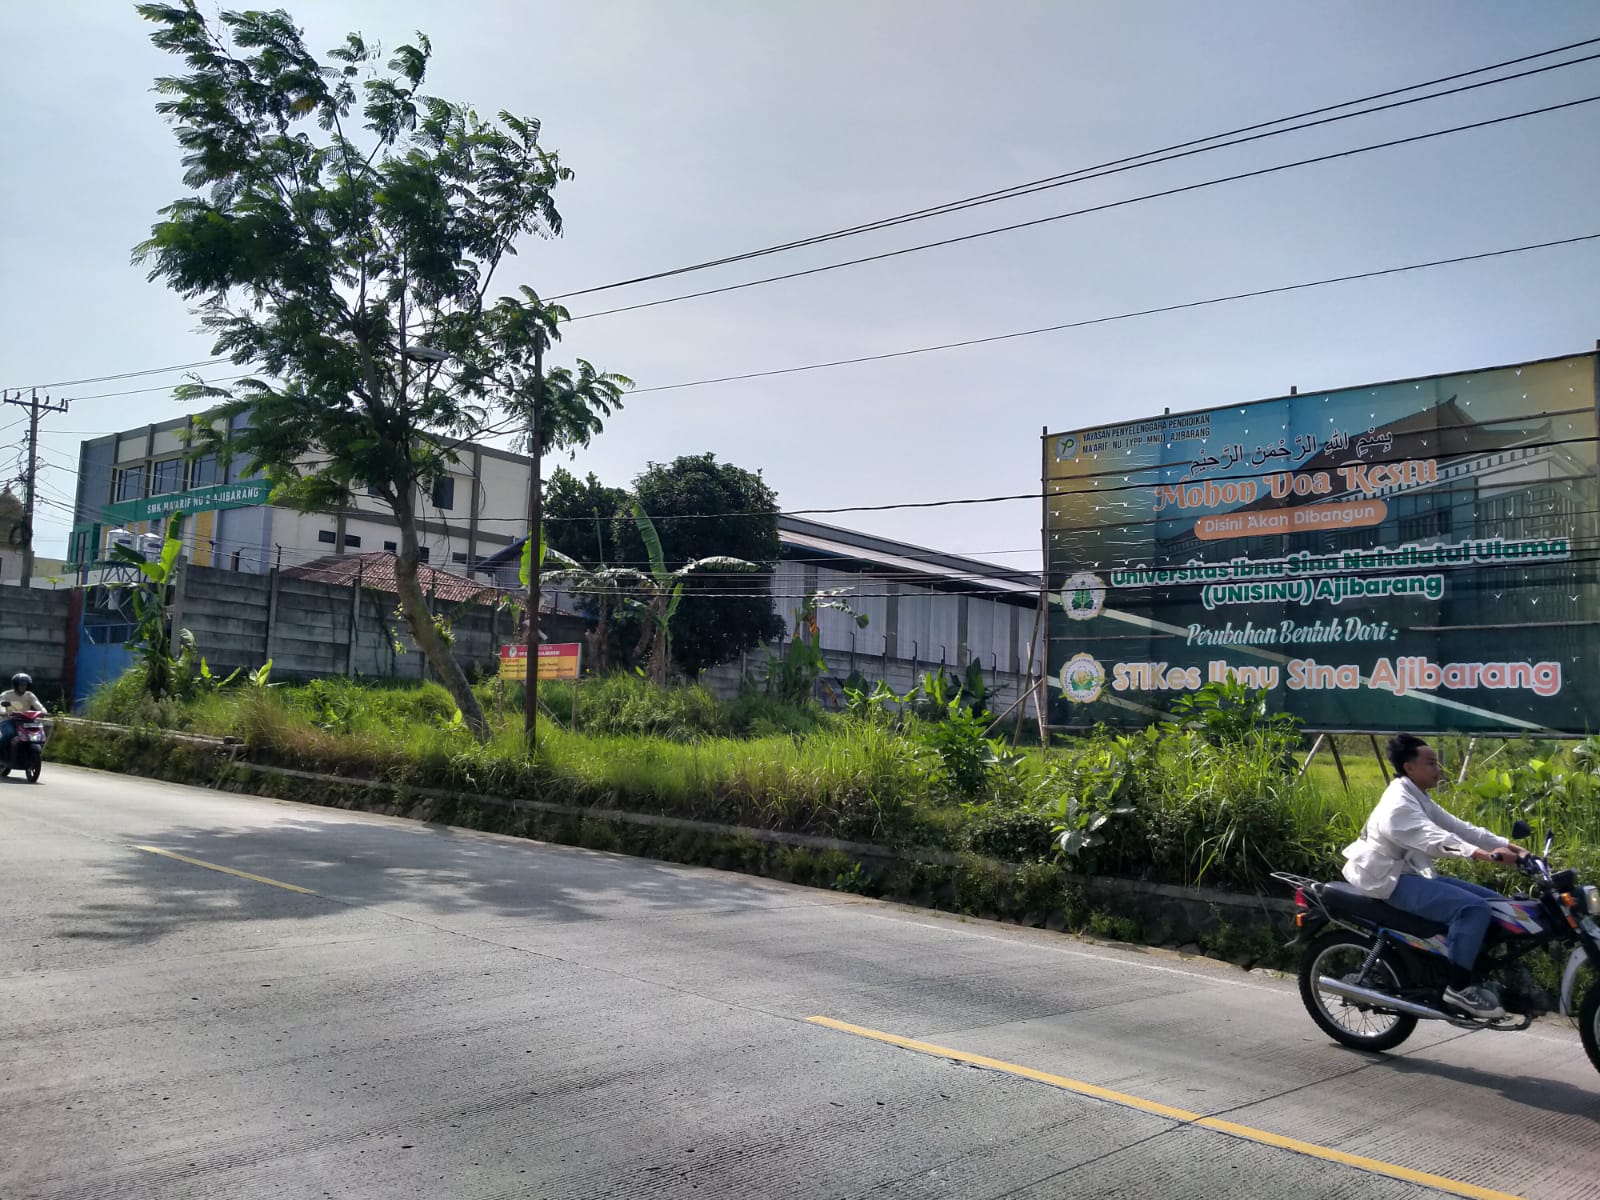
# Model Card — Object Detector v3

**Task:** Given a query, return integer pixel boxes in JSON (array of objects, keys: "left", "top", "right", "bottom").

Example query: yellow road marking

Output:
[
  {"left": 807, "top": 1016, "right": 1525, "bottom": 1200},
  {"left": 134, "top": 846, "right": 317, "bottom": 895}
]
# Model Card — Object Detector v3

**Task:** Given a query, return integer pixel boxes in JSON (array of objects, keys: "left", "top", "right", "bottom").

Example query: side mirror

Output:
[{"left": 1511, "top": 819, "right": 1532, "bottom": 840}]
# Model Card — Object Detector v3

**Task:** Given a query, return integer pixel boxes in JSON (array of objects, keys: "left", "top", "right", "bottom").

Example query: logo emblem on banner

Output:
[
  {"left": 1056, "top": 434, "right": 1079, "bottom": 460},
  {"left": 1061, "top": 571, "right": 1105, "bottom": 621},
  {"left": 1060, "top": 653, "right": 1106, "bottom": 704}
]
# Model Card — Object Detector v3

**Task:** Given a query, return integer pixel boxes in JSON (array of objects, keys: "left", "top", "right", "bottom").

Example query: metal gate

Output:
[{"left": 71, "top": 584, "right": 137, "bottom": 709}]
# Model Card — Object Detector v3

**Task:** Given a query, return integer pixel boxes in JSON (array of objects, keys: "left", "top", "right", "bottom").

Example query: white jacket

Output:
[
  {"left": 0, "top": 689, "right": 46, "bottom": 716},
  {"left": 1341, "top": 776, "right": 1506, "bottom": 898}
]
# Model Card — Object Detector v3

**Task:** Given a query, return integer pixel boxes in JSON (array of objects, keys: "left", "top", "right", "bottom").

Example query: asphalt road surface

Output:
[{"left": 3, "top": 766, "right": 1596, "bottom": 1200}]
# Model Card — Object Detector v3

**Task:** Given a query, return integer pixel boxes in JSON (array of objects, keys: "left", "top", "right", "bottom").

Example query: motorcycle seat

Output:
[{"left": 1318, "top": 883, "right": 1450, "bottom": 939}]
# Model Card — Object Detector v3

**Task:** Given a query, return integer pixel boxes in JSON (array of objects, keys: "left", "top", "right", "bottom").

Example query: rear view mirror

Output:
[{"left": 1511, "top": 819, "right": 1532, "bottom": 840}]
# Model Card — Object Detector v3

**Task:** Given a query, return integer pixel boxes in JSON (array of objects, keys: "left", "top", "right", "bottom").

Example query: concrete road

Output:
[{"left": 2, "top": 766, "right": 1595, "bottom": 1200}]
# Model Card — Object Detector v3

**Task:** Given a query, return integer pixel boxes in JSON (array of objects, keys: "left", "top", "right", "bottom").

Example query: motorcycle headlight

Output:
[{"left": 1581, "top": 885, "right": 1600, "bottom": 916}]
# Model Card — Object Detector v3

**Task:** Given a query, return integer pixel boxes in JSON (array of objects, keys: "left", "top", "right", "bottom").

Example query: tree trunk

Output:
[
  {"left": 587, "top": 602, "right": 611, "bottom": 675},
  {"left": 394, "top": 504, "right": 489, "bottom": 740},
  {"left": 632, "top": 603, "right": 657, "bottom": 675},
  {"left": 650, "top": 619, "right": 670, "bottom": 686}
]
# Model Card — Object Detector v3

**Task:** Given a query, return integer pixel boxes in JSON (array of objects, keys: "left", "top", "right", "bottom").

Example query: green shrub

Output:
[
  {"left": 963, "top": 805, "right": 1057, "bottom": 862},
  {"left": 69, "top": 666, "right": 1600, "bottom": 899}
]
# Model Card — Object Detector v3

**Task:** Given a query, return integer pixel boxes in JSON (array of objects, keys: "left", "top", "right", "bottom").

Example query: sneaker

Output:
[{"left": 1442, "top": 984, "right": 1505, "bottom": 1020}]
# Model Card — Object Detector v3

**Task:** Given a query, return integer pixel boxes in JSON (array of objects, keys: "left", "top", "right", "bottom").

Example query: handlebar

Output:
[{"left": 1517, "top": 851, "right": 1555, "bottom": 888}]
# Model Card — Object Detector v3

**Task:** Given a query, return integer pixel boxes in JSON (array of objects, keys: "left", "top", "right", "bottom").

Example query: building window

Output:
[
  {"left": 344, "top": 534, "right": 362, "bottom": 549},
  {"left": 151, "top": 458, "right": 184, "bottom": 496},
  {"left": 115, "top": 465, "right": 145, "bottom": 502},
  {"left": 189, "top": 455, "right": 220, "bottom": 488},
  {"left": 430, "top": 476, "right": 455, "bottom": 511},
  {"left": 318, "top": 530, "right": 336, "bottom": 544},
  {"left": 383, "top": 540, "right": 397, "bottom": 553},
  {"left": 451, "top": 552, "right": 468, "bottom": 565},
  {"left": 417, "top": 546, "right": 431, "bottom": 563}
]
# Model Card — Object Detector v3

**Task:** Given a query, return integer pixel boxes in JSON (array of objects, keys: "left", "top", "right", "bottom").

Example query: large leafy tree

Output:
[
  {"left": 543, "top": 468, "right": 628, "bottom": 567},
  {"left": 134, "top": 3, "right": 627, "bottom": 738},
  {"left": 613, "top": 454, "right": 783, "bottom": 676}
]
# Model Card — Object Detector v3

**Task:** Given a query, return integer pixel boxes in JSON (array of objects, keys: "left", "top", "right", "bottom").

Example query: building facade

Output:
[{"left": 69, "top": 414, "right": 530, "bottom": 581}]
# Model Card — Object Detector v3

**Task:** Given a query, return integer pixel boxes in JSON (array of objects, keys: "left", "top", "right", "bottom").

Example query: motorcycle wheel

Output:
[
  {"left": 23, "top": 747, "right": 41, "bottom": 784},
  {"left": 1581, "top": 981, "right": 1600, "bottom": 1077},
  {"left": 1298, "top": 929, "right": 1418, "bottom": 1052}
]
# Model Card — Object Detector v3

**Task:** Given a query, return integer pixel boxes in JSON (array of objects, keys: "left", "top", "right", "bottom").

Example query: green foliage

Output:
[
  {"left": 920, "top": 700, "right": 1020, "bottom": 799},
  {"left": 105, "top": 513, "right": 254, "bottom": 704},
  {"left": 908, "top": 664, "right": 993, "bottom": 721},
  {"left": 1038, "top": 728, "right": 1156, "bottom": 866},
  {"left": 543, "top": 467, "right": 629, "bottom": 567},
  {"left": 962, "top": 804, "right": 1058, "bottom": 862},
  {"left": 77, "top": 664, "right": 1600, "bottom": 896},
  {"left": 1469, "top": 737, "right": 1600, "bottom": 851},
  {"left": 507, "top": 673, "right": 824, "bottom": 741},
  {"left": 766, "top": 589, "right": 869, "bottom": 705},
  {"left": 614, "top": 454, "right": 784, "bottom": 675},
  {"left": 1152, "top": 731, "right": 1316, "bottom": 889},
  {"left": 1164, "top": 678, "right": 1301, "bottom": 747},
  {"left": 134, "top": 2, "right": 629, "bottom": 739},
  {"left": 844, "top": 678, "right": 919, "bottom": 725}
]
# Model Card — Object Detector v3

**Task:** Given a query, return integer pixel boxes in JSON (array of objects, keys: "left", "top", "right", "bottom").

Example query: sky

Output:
[{"left": 3, "top": 0, "right": 1598, "bottom": 569}]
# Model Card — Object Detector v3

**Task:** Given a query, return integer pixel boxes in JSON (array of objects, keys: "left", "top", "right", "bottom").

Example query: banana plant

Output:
[
  {"left": 767, "top": 588, "right": 868, "bottom": 705},
  {"left": 538, "top": 540, "right": 634, "bottom": 677},
  {"left": 630, "top": 504, "right": 762, "bottom": 684},
  {"left": 539, "top": 504, "right": 759, "bottom": 684},
  {"left": 106, "top": 513, "right": 188, "bottom": 699}
]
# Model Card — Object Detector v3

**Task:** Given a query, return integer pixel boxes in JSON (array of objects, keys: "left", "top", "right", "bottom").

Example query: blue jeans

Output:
[{"left": 1389, "top": 873, "right": 1500, "bottom": 973}]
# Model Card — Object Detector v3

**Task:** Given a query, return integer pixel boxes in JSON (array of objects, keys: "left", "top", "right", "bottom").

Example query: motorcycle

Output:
[
  {"left": 0, "top": 709, "right": 48, "bottom": 784},
  {"left": 1274, "top": 820, "right": 1600, "bottom": 1076}
]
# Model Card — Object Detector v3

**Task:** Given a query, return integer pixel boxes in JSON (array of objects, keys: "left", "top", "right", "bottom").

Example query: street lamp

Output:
[{"left": 401, "top": 343, "right": 450, "bottom": 364}]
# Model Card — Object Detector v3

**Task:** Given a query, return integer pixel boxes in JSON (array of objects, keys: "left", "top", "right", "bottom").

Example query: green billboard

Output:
[
  {"left": 101, "top": 479, "right": 272, "bottom": 525},
  {"left": 1045, "top": 352, "right": 1600, "bottom": 734}
]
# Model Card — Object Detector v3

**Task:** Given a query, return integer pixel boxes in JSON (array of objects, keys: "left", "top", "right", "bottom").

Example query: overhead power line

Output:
[
  {"left": 570, "top": 93, "right": 1600, "bottom": 322},
  {"left": 551, "top": 36, "right": 1600, "bottom": 302},
  {"left": 36, "top": 238, "right": 1599, "bottom": 518},
  {"left": 10, "top": 357, "right": 233, "bottom": 393},
  {"left": 13, "top": 36, "right": 1600, "bottom": 396},
  {"left": 57, "top": 373, "right": 253, "bottom": 404},
  {"left": 625, "top": 231, "right": 1600, "bottom": 393}
]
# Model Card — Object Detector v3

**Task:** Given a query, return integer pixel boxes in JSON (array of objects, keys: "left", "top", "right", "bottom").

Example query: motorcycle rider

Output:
[
  {"left": 0, "top": 671, "right": 47, "bottom": 760},
  {"left": 1342, "top": 734, "right": 1527, "bottom": 1021}
]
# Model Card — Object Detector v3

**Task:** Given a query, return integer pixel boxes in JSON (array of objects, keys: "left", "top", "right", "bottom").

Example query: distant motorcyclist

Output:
[
  {"left": 0, "top": 671, "right": 47, "bottom": 759},
  {"left": 1342, "top": 733, "right": 1527, "bottom": 1020}
]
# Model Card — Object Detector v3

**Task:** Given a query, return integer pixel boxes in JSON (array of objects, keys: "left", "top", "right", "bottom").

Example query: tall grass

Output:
[{"left": 82, "top": 672, "right": 1600, "bottom": 890}]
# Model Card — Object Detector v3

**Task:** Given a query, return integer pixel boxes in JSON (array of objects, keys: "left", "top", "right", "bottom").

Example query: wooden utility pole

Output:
[{"left": 3, "top": 388, "right": 70, "bottom": 588}]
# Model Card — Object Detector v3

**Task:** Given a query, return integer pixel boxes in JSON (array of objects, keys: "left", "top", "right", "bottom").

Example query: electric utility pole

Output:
[
  {"left": 3, "top": 388, "right": 70, "bottom": 589},
  {"left": 523, "top": 331, "right": 545, "bottom": 747}
]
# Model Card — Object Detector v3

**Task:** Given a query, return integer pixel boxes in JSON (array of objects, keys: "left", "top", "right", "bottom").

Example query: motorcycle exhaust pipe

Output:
[{"left": 1316, "top": 976, "right": 1449, "bottom": 1020}]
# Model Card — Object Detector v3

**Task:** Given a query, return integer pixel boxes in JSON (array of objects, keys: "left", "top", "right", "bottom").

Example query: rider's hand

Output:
[{"left": 1486, "top": 847, "right": 1523, "bottom": 865}]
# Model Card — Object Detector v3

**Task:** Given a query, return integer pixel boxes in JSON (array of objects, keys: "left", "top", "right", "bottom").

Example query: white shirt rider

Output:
[{"left": 0, "top": 688, "right": 46, "bottom": 717}]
